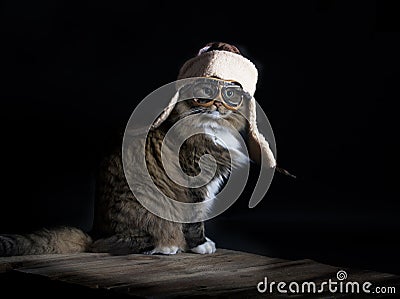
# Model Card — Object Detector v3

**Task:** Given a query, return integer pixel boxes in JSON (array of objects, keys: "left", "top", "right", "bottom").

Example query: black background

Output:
[{"left": 1, "top": 0, "right": 399, "bottom": 276}]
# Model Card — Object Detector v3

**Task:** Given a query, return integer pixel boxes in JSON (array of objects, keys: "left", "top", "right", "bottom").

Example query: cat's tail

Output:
[{"left": 0, "top": 226, "right": 92, "bottom": 257}]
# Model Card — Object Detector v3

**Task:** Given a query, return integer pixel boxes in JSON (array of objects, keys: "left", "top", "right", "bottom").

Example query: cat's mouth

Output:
[
  {"left": 199, "top": 109, "right": 232, "bottom": 123},
  {"left": 177, "top": 105, "right": 231, "bottom": 123},
  {"left": 206, "top": 110, "right": 223, "bottom": 118}
]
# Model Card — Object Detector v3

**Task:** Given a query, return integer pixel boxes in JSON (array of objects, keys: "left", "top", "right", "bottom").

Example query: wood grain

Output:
[{"left": 0, "top": 249, "right": 399, "bottom": 298}]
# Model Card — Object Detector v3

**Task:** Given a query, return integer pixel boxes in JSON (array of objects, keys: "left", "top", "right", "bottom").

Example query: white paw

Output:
[
  {"left": 190, "top": 237, "right": 216, "bottom": 254},
  {"left": 144, "top": 245, "right": 180, "bottom": 255}
]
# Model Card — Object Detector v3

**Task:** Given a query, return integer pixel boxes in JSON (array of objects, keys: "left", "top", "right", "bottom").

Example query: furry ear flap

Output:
[
  {"left": 247, "top": 97, "right": 276, "bottom": 168},
  {"left": 151, "top": 90, "right": 180, "bottom": 129}
]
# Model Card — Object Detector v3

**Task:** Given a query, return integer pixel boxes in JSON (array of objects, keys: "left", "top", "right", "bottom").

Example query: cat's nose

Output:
[{"left": 214, "top": 100, "right": 223, "bottom": 107}]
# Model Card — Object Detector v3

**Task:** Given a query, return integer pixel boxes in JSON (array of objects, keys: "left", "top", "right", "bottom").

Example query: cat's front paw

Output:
[
  {"left": 144, "top": 245, "right": 181, "bottom": 255},
  {"left": 190, "top": 237, "right": 216, "bottom": 254}
]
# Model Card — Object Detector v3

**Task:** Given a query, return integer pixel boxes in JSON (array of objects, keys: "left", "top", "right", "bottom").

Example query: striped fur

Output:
[{"left": 0, "top": 227, "right": 91, "bottom": 256}]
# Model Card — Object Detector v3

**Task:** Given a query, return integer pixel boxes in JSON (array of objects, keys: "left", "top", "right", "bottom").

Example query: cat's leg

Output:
[
  {"left": 90, "top": 234, "right": 154, "bottom": 255},
  {"left": 144, "top": 218, "right": 186, "bottom": 255},
  {"left": 183, "top": 222, "right": 216, "bottom": 254}
]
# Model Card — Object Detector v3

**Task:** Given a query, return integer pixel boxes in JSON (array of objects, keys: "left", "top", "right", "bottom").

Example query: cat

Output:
[{"left": 0, "top": 42, "right": 255, "bottom": 256}]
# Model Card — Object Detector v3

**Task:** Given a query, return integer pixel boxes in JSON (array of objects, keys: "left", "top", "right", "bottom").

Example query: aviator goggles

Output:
[{"left": 181, "top": 77, "right": 251, "bottom": 111}]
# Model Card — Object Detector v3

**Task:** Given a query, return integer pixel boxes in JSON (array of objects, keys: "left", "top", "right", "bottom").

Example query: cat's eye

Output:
[
  {"left": 192, "top": 82, "right": 218, "bottom": 99},
  {"left": 203, "top": 87, "right": 213, "bottom": 97},
  {"left": 225, "top": 90, "right": 234, "bottom": 98},
  {"left": 221, "top": 86, "right": 244, "bottom": 107}
]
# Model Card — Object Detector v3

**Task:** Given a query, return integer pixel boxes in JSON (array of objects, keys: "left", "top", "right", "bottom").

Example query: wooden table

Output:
[{"left": 0, "top": 249, "right": 399, "bottom": 298}]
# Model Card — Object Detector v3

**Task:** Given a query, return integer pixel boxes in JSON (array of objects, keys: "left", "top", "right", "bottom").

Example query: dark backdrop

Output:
[{"left": 1, "top": 1, "right": 399, "bottom": 275}]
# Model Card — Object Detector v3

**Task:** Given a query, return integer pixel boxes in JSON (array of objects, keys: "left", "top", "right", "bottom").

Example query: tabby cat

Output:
[{"left": 0, "top": 42, "right": 274, "bottom": 256}]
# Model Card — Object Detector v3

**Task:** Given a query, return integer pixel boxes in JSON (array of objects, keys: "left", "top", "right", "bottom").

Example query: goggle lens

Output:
[{"left": 188, "top": 78, "right": 250, "bottom": 110}]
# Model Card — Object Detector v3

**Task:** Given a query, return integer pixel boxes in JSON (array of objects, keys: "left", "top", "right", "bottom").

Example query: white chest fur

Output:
[
  {"left": 203, "top": 124, "right": 249, "bottom": 168},
  {"left": 201, "top": 123, "right": 249, "bottom": 207}
]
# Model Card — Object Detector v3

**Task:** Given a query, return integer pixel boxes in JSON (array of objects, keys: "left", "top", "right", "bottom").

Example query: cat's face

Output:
[{"left": 169, "top": 78, "right": 249, "bottom": 132}]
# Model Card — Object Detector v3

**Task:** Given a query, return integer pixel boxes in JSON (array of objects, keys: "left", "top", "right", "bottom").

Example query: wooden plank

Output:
[
  {"left": 0, "top": 252, "right": 109, "bottom": 273},
  {"left": 0, "top": 249, "right": 399, "bottom": 298}
]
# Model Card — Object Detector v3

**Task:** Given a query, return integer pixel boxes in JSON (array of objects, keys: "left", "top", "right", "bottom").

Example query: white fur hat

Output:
[{"left": 152, "top": 43, "right": 276, "bottom": 168}]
